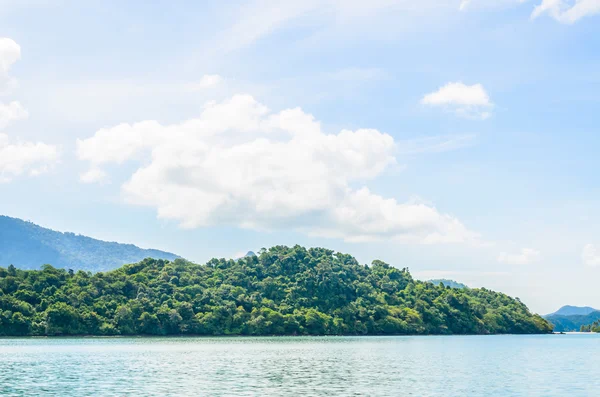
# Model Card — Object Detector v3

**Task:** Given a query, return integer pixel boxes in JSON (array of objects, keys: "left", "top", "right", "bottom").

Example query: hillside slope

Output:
[
  {"left": 0, "top": 245, "right": 552, "bottom": 336},
  {"left": 0, "top": 216, "right": 179, "bottom": 271}
]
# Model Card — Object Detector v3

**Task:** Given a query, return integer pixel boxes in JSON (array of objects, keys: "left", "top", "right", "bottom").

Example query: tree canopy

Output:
[
  {"left": 0, "top": 245, "right": 552, "bottom": 336},
  {"left": 580, "top": 320, "right": 600, "bottom": 333}
]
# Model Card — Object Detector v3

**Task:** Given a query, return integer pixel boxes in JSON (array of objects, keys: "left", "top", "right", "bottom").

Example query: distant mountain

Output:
[
  {"left": 545, "top": 311, "right": 600, "bottom": 332},
  {"left": 428, "top": 279, "right": 468, "bottom": 289},
  {"left": 244, "top": 251, "right": 257, "bottom": 257},
  {"left": 0, "top": 216, "right": 180, "bottom": 272},
  {"left": 547, "top": 305, "right": 598, "bottom": 317}
]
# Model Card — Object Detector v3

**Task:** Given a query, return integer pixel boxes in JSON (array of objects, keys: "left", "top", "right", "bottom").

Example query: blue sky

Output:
[{"left": 1, "top": 0, "right": 599, "bottom": 313}]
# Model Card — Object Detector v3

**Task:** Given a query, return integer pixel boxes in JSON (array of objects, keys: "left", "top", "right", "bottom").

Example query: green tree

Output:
[{"left": 0, "top": 246, "right": 553, "bottom": 336}]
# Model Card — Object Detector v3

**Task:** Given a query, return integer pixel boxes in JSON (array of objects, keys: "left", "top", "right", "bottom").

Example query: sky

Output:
[{"left": 1, "top": 0, "right": 599, "bottom": 314}]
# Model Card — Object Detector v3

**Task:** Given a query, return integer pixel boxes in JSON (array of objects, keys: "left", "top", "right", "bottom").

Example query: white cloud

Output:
[
  {"left": 187, "top": 74, "right": 223, "bottom": 90},
  {"left": 582, "top": 244, "right": 600, "bottom": 267},
  {"left": 497, "top": 248, "right": 541, "bottom": 265},
  {"left": 80, "top": 167, "right": 107, "bottom": 184},
  {"left": 461, "top": 0, "right": 600, "bottom": 23},
  {"left": 0, "top": 37, "right": 21, "bottom": 93},
  {"left": 532, "top": 0, "right": 600, "bottom": 23},
  {"left": 77, "top": 94, "right": 478, "bottom": 244},
  {"left": 0, "top": 101, "right": 28, "bottom": 129},
  {"left": 0, "top": 38, "right": 61, "bottom": 183},
  {"left": 421, "top": 82, "right": 494, "bottom": 120},
  {"left": 0, "top": 133, "right": 60, "bottom": 182}
]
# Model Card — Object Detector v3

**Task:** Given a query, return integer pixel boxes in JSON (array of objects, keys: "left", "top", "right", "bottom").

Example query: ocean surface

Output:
[{"left": 0, "top": 334, "right": 598, "bottom": 396}]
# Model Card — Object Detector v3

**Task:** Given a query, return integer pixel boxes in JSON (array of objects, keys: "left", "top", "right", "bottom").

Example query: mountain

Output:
[
  {"left": 545, "top": 311, "right": 600, "bottom": 332},
  {"left": 547, "top": 305, "right": 598, "bottom": 317},
  {"left": 0, "top": 216, "right": 180, "bottom": 272},
  {"left": 428, "top": 279, "right": 468, "bottom": 289},
  {"left": 0, "top": 245, "right": 552, "bottom": 336},
  {"left": 543, "top": 306, "right": 600, "bottom": 332}
]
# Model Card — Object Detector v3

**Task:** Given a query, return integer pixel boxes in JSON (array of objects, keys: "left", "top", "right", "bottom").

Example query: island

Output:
[
  {"left": 580, "top": 320, "right": 600, "bottom": 333},
  {"left": 0, "top": 245, "right": 552, "bottom": 336}
]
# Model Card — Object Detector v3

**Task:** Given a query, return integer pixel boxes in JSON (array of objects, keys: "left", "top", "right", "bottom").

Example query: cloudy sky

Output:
[{"left": 1, "top": 0, "right": 599, "bottom": 313}]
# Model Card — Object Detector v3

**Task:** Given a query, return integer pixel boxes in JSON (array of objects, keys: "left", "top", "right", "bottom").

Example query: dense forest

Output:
[
  {"left": 0, "top": 216, "right": 179, "bottom": 271},
  {"left": 0, "top": 246, "right": 552, "bottom": 336},
  {"left": 580, "top": 320, "right": 600, "bottom": 333}
]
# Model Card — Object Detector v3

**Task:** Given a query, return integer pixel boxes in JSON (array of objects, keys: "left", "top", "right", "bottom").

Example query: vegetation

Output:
[
  {"left": 545, "top": 311, "right": 600, "bottom": 332},
  {"left": 0, "top": 245, "right": 552, "bottom": 336},
  {"left": 580, "top": 320, "right": 600, "bottom": 333},
  {"left": 0, "top": 215, "right": 179, "bottom": 271},
  {"left": 428, "top": 279, "right": 468, "bottom": 289}
]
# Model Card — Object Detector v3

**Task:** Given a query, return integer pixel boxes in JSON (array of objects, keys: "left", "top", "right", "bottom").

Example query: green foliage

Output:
[
  {"left": 580, "top": 319, "right": 600, "bottom": 333},
  {"left": 0, "top": 245, "right": 552, "bottom": 336}
]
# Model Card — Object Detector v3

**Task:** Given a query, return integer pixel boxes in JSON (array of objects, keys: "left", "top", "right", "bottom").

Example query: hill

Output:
[
  {"left": 545, "top": 311, "right": 600, "bottom": 332},
  {"left": 0, "top": 216, "right": 179, "bottom": 272},
  {"left": 547, "top": 305, "right": 598, "bottom": 317},
  {"left": 428, "top": 279, "right": 468, "bottom": 289},
  {"left": 0, "top": 245, "right": 552, "bottom": 336}
]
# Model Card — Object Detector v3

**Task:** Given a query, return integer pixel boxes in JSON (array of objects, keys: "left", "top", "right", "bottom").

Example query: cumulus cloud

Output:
[
  {"left": 0, "top": 38, "right": 61, "bottom": 183},
  {"left": 497, "top": 248, "right": 541, "bottom": 265},
  {"left": 582, "top": 244, "right": 600, "bottom": 267},
  {"left": 77, "top": 94, "right": 478, "bottom": 244},
  {"left": 80, "top": 167, "right": 108, "bottom": 184},
  {"left": 422, "top": 82, "right": 493, "bottom": 120},
  {"left": 0, "top": 133, "right": 60, "bottom": 182},
  {"left": 532, "top": 0, "right": 600, "bottom": 23},
  {"left": 0, "top": 101, "right": 28, "bottom": 130},
  {"left": 0, "top": 38, "right": 21, "bottom": 93},
  {"left": 187, "top": 74, "right": 223, "bottom": 90}
]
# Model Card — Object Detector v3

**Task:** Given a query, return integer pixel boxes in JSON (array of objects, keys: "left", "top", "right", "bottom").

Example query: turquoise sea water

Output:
[{"left": 1, "top": 334, "right": 598, "bottom": 396}]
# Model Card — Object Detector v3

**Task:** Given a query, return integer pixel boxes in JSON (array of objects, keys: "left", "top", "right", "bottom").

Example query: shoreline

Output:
[{"left": 0, "top": 332, "right": 566, "bottom": 339}]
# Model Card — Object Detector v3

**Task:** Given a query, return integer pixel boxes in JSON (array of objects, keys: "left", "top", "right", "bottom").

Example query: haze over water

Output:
[{"left": 1, "top": 335, "right": 598, "bottom": 396}]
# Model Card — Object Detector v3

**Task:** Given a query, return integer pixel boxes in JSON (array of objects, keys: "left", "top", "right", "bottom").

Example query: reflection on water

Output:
[{"left": 0, "top": 335, "right": 599, "bottom": 396}]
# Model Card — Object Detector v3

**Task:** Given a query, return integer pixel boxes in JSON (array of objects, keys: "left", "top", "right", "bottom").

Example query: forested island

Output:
[
  {"left": 0, "top": 246, "right": 552, "bottom": 336},
  {"left": 580, "top": 320, "right": 600, "bottom": 333}
]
